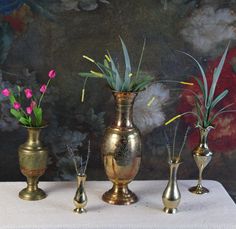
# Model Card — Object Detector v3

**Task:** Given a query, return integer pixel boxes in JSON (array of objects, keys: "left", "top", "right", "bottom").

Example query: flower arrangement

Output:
[
  {"left": 79, "top": 37, "right": 153, "bottom": 101},
  {"left": 67, "top": 141, "right": 90, "bottom": 176},
  {"left": 1, "top": 70, "right": 56, "bottom": 127},
  {"left": 165, "top": 43, "right": 235, "bottom": 128},
  {"left": 163, "top": 122, "right": 190, "bottom": 163}
]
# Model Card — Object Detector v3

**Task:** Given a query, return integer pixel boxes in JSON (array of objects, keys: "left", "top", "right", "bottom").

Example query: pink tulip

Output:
[
  {"left": 30, "top": 101, "right": 37, "bottom": 109},
  {"left": 13, "top": 102, "right": 21, "bottom": 110},
  {"left": 26, "top": 107, "right": 32, "bottom": 115},
  {"left": 24, "top": 88, "right": 33, "bottom": 99},
  {"left": 2, "top": 88, "right": 10, "bottom": 97},
  {"left": 40, "top": 84, "right": 47, "bottom": 93},
  {"left": 48, "top": 69, "right": 56, "bottom": 79}
]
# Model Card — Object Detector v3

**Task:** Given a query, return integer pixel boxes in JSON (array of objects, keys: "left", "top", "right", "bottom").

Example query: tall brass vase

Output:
[
  {"left": 189, "top": 126, "right": 213, "bottom": 194},
  {"left": 18, "top": 126, "right": 48, "bottom": 201},
  {"left": 101, "top": 92, "right": 141, "bottom": 205}
]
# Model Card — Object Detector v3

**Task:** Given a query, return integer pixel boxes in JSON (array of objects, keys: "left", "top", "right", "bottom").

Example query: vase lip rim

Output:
[
  {"left": 77, "top": 173, "right": 87, "bottom": 177},
  {"left": 168, "top": 158, "right": 183, "bottom": 164},
  {"left": 196, "top": 124, "right": 214, "bottom": 130},
  {"left": 112, "top": 90, "right": 139, "bottom": 95},
  {"left": 21, "top": 124, "right": 48, "bottom": 129}
]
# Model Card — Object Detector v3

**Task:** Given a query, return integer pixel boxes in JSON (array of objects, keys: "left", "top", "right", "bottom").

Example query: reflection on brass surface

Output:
[
  {"left": 189, "top": 126, "right": 213, "bottom": 194},
  {"left": 18, "top": 126, "right": 48, "bottom": 201},
  {"left": 162, "top": 160, "right": 182, "bottom": 214},
  {"left": 74, "top": 175, "right": 87, "bottom": 214},
  {"left": 101, "top": 92, "right": 141, "bottom": 205}
]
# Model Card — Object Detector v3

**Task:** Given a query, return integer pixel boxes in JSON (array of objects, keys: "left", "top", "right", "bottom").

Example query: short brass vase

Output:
[
  {"left": 18, "top": 126, "right": 48, "bottom": 201},
  {"left": 101, "top": 92, "right": 141, "bottom": 205},
  {"left": 189, "top": 126, "right": 213, "bottom": 194},
  {"left": 74, "top": 174, "right": 88, "bottom": 214},
  {"left": 162, "top": 159, "right": 182, "bottom": 214}
]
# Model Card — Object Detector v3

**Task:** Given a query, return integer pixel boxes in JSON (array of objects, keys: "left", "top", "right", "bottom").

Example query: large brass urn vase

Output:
[
  {"left": 101, "top": 92, "right": 141, "bottom": 205},
  {"left": 18, "top": 126, "right": 48, "bottom": 201}
]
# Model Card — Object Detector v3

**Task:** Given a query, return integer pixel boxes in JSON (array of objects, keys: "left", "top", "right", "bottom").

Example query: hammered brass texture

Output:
[
  {"left": 101, "top": 92, "right": 141, "bottom": 205},
  {"left": 18, "top": 126, "right": 48, "bottom": 201}
]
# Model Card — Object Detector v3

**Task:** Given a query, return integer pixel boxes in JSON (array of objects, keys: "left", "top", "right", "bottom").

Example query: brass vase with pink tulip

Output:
[{"left": 2, "top": 69, "right": 57, "bottom": 200}]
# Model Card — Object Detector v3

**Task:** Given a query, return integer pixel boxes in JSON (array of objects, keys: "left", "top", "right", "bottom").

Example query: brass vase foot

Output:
[
  {"left": 102, "top": 184, "right": 138, "bottom": 205},
  {"left": 74, "top": 208, "right": 87, "bottom": 214},
  {"left": 19, "top": 187, "right": 46, "bottom": 201},
  {"left": 189, "top": 184, "right": 209, "bottom": 194},
  {"left": 163, "top": 207, "right": 177, "bottom": 214}
]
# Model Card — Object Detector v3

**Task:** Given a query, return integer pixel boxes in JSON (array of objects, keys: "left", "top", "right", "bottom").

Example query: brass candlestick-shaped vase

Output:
[
  {"left": 101, "top": 92, "right": 141, "bottom": 205},
  {"left": 74, "top": 174, "right": 88, "bottom": 214},
  {"left": 189, "top": 126, "right": 213, "bottom": 194},
  {"left": 18, "top": 126, "right": 48, "bottom": 201},
  {"left": 162, "top": 159, "right": 182, "bottom": 214}
]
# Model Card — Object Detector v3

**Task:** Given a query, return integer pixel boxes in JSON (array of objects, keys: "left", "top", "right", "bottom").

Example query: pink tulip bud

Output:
[
  {"left": 13, "top": 102, "right": 21, "bottom": 110},
  {"left": 24, "top": 88, "right": 33, "bottom": 99},
  {"left": 30, "top": 101, "right": 37, "bottom": 109},
  {"left": 26, "top": 106, "right": 33, "bottom": 115},
  {"left": 40, "top": 84, "right": 47, "bottom": 93},
  {"left": 2, "top": 88, "right": 10, "bottom": 97},
  {"left": 48, "top": 69, "right": 56, "bottom": 79}
]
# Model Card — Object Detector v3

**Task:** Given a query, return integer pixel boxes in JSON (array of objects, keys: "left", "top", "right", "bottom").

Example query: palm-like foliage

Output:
[
  {"left": 165, "top": 42, "right": 234, "bottom": 128},
  {"left": 79, "top": 37, "right": 153, "bottom": 95}
]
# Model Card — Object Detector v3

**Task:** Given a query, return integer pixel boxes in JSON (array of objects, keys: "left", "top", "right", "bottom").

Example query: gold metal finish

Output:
[
  {"left": 101, "top": 92, "right": 141, "bottom": 205},
  {"left": 162, "top": 159, "right": 182, "bottom": 214},
  {"left": 18, "top": 126, "right": 48, "bottom": 201},
  {"left": 189, "top": 126, "right": 213, "bottom": 194},
  {"left": 74, "top": 175, "right": 87, "bottom": 214}
]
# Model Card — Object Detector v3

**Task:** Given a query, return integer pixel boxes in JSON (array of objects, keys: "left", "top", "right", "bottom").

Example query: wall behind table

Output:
[{"left": 0, "top": 1, "right": 236, "bottom": 195}]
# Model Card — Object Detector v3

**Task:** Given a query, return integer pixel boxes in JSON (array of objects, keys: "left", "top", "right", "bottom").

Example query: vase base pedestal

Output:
[
  {"left": 189, "top": 184, "right": 209, "bottom": 194},
  {"left": 163, "top": 207, "right": 177, "bottom": 214},
  {"left": 102, "top": 184, "right": 138, "bottom": 205},
  {"left": 74, "top": 208, "right": 87, "bottom": 214},
  {"left": 19, "top": 187, "right": 46, "bottom": 201}
]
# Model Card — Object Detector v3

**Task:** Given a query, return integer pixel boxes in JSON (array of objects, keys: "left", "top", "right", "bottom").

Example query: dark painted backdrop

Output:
[{"left": 0, "top": 0, "right": 236, "bottom": 199}]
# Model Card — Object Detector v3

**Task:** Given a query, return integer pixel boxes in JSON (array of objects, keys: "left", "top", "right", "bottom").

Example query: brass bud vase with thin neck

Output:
[
  {"left": 74, "top": 174, "right": 88, "bottom": 214},
  {"left": 18, "top": 126, "right": 48, "bottom": 201},
  {"left": 189, "top": 126, "right": 213, "bottom": 194},
  {"left": 162, "top": 159, "right": 182, "bottom": 214},
  {"left": 101, "top": 92, "right": 141, "bottom": 205}
]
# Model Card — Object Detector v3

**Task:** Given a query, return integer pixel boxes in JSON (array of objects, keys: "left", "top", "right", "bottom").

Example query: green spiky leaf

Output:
[
  {"left": 178, "top": 50, "right": 208, "bottom": 107},
  {"left": 207, "top": 43, "right": 230, "bottom": 107}
]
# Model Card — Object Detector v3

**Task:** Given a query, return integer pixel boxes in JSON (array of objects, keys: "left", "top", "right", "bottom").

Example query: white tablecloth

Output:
[{"left": 0, "top": 180, "right": 235, "bottom": 229}]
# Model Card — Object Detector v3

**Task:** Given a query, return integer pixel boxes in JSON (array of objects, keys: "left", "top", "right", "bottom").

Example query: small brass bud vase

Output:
[
  {"left": 189, "top": 126, "right": 213, "bottom": 194},
  {"left": 101, "top": 92, "right": 141, "bottom": 205},
  {"left": 74, "top": 174, "right": 88, "bottom": 214},
  {"left": 18, "top": 126, "right": 48, "bottom": 201},
  {"left": 67, "top": 141, "right": 90, "bottom": 214},
  {"left": 162, "top": 159, "right": 182, "bottom": 214},
  {"left": 162, "top": 123, "right": 190, "bottom": 214}
]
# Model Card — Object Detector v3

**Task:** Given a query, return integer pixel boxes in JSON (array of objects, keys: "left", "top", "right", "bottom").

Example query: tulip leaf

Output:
[
  {"left": 19, "top": 117, "right": 29, "bottom": 126},
  {"left": 33, "top": 107, "right": 42, "bottom": 127},
  {"left": 10, "top": 109, "right": 22, "bottom": 120}
]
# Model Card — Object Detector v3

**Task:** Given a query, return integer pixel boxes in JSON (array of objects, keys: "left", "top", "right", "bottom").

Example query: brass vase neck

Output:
[
  {"left": 113, "top": 92, "right": 137, "bottom": 128},
  {"left": 77, "top": 175, "right": 87, "bottom": 186},
  {"left": 26, "top": 128, "right": 42, "bottom": 146},
  {"left": 199, "top": 126, "right": 213, "bottom": 148},
  {"left": 169, "top": 162, "right": 181, "bottom": 180}
]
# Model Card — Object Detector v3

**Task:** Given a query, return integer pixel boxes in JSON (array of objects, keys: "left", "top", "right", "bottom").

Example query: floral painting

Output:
[{"left": 0, "top": 0, "right": 236, "bottom": 199}]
